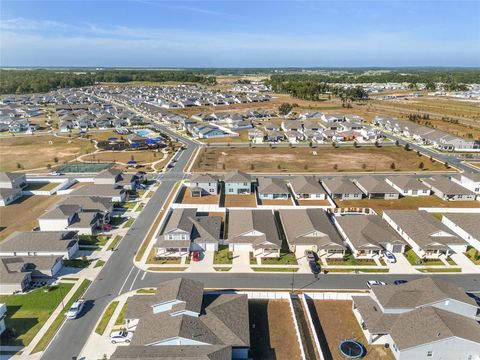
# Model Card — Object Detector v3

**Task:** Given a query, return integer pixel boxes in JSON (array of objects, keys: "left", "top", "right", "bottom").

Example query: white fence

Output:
[
  {"left": 303, "top": 291, "right": 369, "bottom": 300},
  {"left": 22, "top": 178, "right": 73, "bottom": 196},
  {"left": 300, "top": 294, "right": 324, "bottom": 360},
  {"left": 420, "top": 207, "right": 480, "bottom": 214}
]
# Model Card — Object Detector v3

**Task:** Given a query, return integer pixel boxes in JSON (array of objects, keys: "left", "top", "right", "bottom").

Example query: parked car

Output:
[
  {"left": 384, "top": 251, "right": 396, "bottom": 264},
  {"left": 50, "top": 171, "right": 62, "bottom": 176},
  {"left": 102, "top": 224, "right": 112, "bottom": 231},
  {"left": 192, "top": 251, "right": 201, "bottom": 262},
  {"left": 110, "top": 330, "right": 133, "bottom": 344},
  {"left": 309, "top": 260, "right": 320, "bottom": 274},
  {"left": 66, "top": 299, "right": 85, "bottom": 319},
  {"left": 394, "top": 280, "right": 408, "bottom": 285},
  {"left": 304, "top": 250, "right": 316, "bottom": 262},
  {"left": 366, "top": 280, "right": 387, "bottom": 289}
]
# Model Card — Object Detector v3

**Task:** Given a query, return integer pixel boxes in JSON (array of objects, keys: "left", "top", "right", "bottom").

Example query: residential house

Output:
[
  {"left": 442, "top": 213, "right": 480, "bottom": 251},
  {"left": 353, "top": 176, "right": 400, "bottom": 200},
  {"left": 0, "top": 188, "right": 23, "bottom": 206},
  {"left": 451, "top": 172, "right": 480, "bottom": 195},
  {"left": 70, "top": 184, "right": 126, "bottom": 203},
  {"left": 352, "top": 278, "right": 480, "bottom": 360},
  {"left": 189, "top": 174, "right": 219, "bottom": 197},
  {"left": 383, "top": 210, "right": 469, "bottom": 259},
  {"left": 257, "top": 177, "right": 290, "bottom": 200},
  {"left": 385, "top": 175, "right": 431, "bottom": 197},
  {"left": 94, "top": 169, "right": 141, "bottom": 190},
  {"left": 57, "top": 196, "right": 114, "bottom": 224},
  {"left": 279, "top": 209, "right": 345, "bottom": 258},
  {"left": 0, "top": 303, "right": 6, "bottom": 333},
  {"left": 334, "top": 214, "right": 407, "bottom": 258},
  {"left": 322, "top": 114, "right": 345, "bottom": 123},
  {"left": 265, "top": 130, "right": 284, "bottom": 143},
  {"left": 289, "top": 176, "right": 327, "bottom": 200},
  {"left": 322, "top": 177, "right": 364, "bottom": 200},
  {"left": 248, "top": 128, "right": 264, "bottom": 144},
  {"left": 156, "top": 208, "right": 222, "bottom": 257},
  {"left": 223, "top": 171, "right": 252, "bottom": 195},
  {"left": 0, "top": 172, "right": 27, "bottom": 189},
  {"left": 422, "top": 175, "right": 477, "bottom": 201},
  {"left": 110, "top": 278, "right": 250, "bottom": 360},
  {"left": 228, "top": 210, "right": 281, "bottom": 257},
  {"left": 0, "top": 257, "right": 32, "bottom": 294},
  {"left": 38, "top": 204, "right": 102, "bottom": 235}
]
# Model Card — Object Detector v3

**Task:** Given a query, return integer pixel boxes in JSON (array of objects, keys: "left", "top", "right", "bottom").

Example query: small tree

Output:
[
  {"left": 333, "top": 164, "right": 338, "bottom": 171},
  {"left": 277, "top": 163, "right": 282, "bottom": 170},
  {"left": 47, "top": 163, "right": 52, "bottom": 169},
  {"left": 250, "top": 163, "right": 255, "bottom": 170},
  {"left": 16, "top": 162, "right": 23, "bottom": 169},
  {"left": 430, "top": 155, "right": 435, "bottom": 163},
  {"left": 53, "top": 156, "right": 59, "bottom": 163},
  {"left": 404, "top": 143, "right": 410, "bottom": 151},
  {"left": 419, "top": 162, "right": 425, "bottom": 170},
  {"left": 416, "top": 150, "right": 421, "bottom": 156},
  {"left": 353, "top": 140, "right": 358, "bottom": 148},
  {"left": 395, "top": 140, "right": 400, "bottom": 146},
  {"left": 304, "top": 164, "right": 308, "bottom": 170},
  {"left": 362, "top": 163, "right": 367, "bottom": 170},
  {"left": 222, "top": 163, "right": 226, "bottom": 170},
  {"left": 445, "top": 162, "right": 450, "bottom": 169},
  {"left": 374, "top": 140, "right": 380, "bottom": 148},
  {"left": 278, "top": 102, "right": 293, "bottom": 116},
  {"left": 390, "top": 162, "right": 396, "bottom": 170}
]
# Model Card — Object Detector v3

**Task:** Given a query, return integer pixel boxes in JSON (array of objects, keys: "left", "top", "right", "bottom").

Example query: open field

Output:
[
  {"left": 0, "top": 135, "right": 94, "bottom": 172},
  {"left": 0, "top": 195, "right": 65, "bottom": 241},
  {"left": 308, "top": 300, "right": 394, "bottom": 360},
  {"left": 0, "top": 283, "right": 74, "bottom": 346},
  {"left": 82, "top": 150, "right": 164, "bottom": 164},
  {"left": 176, "top": 186, "right": 220, "bottom": 205},
  {"left": 223, "top": 194, "right": 257, "bottom": 207},
  {"left": 249, "top": 299, "right": 302, "bottom": 360},
  {"left": 338, "top": 195, "right": 480, "bottom": 214},
  {"left": 193, "top": 146, "right": 448, "bottom": 173}
]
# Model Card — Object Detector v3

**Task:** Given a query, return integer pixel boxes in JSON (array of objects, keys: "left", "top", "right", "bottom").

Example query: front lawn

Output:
[
  {"left": 252, "top": 267, "right": 299, "bottom": 272},
  {"left": 261, "top": 252, "right": 298, "bottom": 265},
  {"left": 106, "top": 235, "right": 123, "bottom": 251},
  {"left": 214, "top": 267, "right": 231, "bottom": 271},
  {"left": 123, "top": 218, "right": 135, "bottom": 228},
  {"left": 465, "top": 247, "right": 480, "bottom": 265},
  {"left": 78, "top": 235, "right": 109, "bottom": 247},
  {"left": 110, "top": 216, "right": 127, "bottom": 227},
  {"left": 325, "top": 251, "right": 376, "bottom": 266},
  {"left": 0, "top": 283, "right": 74, "bottom": 346},
  {"left": 94, "top": 260, "right": 105, "bottom": 268},
  {"left": 213, "top": 245, "right": 233, "bottom": 264},
  {"left": 405, "top": 249, "right": 444, "bottom": 266},
  {"left": 63, "top": 259, "right": 92, "bottom": 268}
]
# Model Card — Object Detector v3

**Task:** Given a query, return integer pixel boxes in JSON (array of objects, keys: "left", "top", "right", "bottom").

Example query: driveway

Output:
[
  {"left": 187, "top": 251, "right": 215, "bottom": 272},
  {"left": 232, "top": 251, "right": 253, "bottom": 272},
  {"left": 386, "top": 253, "right": 418, "bottom": 274},
  {"left": 450, "top": 253, "right": 479, "bottom": 274}
]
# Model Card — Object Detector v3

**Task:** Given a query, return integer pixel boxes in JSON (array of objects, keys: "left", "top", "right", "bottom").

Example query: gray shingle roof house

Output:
[
  {"left": 289, "top": 176, "right": 326, "bottom": 200},
  {"left": 257, "top": 177, "right": 290, "bottom": 200},
  {"left": 190, "top": 174, "right": 219, "bottom": 197},
  {"left": 442, "top": 213, "right": 480, "bottom": 251},
  {"left": 156, "top": 208, "right": 222, "bottom": 257},
  {"left": 351, "top": 278, "right": 480, "bottom": 360},
  {"left": 0, "top": 172, "right": 27, "bottom": 189},
  {"left": 422, "top": 175, "right": 477, "bottom": 201},
  {"left": 0, "top": 187, "right": 23, "bottom": 207},
  {"left": 321, "top": 177, "right": 363, "bottom": 200},
  {"left": 112, "top": 278, "right": 249, "bottom": 360},
  {"left": 223, "top": 171, "right": 252, "bottom": 195},
  {"left": 353, "top": 176, "right": 400, "bottom": 199},
  {"left": 227, "top": 210, "right": 281, "bottom": 257},
  {"left": 385, "top": 175, "right": 431, "bottom": 197},
  {"left": 94, "top": 169, "right": 142, "bottom": 190},
  {"left": 69, "top": 184, "right": 126, "bottom": 203},
  {"left": 334, "top": 214, "right": 406, "bottom": 258},
  {"left": 38, "top": 204, "right": 102, "bottom": 235},
  {"left": 278, "top": 209, "right": 345, "bottom": 257},
  {"left": 0, "top": 257, "right": 32, "bottom": 294},
  {"left": 383, "top": 210, "right": 468, "bottom": 259},
  {"left": 57, "top": 196, "right": 113, "bottom": 219},
  {"left": 111, "top": 345, "right": 231, "bottom": 360}
]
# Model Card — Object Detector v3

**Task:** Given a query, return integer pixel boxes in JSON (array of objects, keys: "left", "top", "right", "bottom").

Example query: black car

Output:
[
  {"left": 394, "top": 280, "right": 408, "bottom": 285},
  {"left": 309, "top": 260, "right": 320, "bottom": 274}
]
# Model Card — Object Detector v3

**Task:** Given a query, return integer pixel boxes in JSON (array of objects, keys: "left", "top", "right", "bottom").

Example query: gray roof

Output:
[
  {"left": 57, "top": 196, "right": 112, "bottom": 213},
  {"left": 322, "top": 177, "right": 363, "bottom": 195},
  {"left": 110, "top": 345, "right": 231, "bottom": 360},
  {"left": 94, "top": 168, "right": 122, "bottom": 180},
  {"left": 279, "top": 209, "right": 344, "bottom": 250},
  {"left": 354, "top": 176, "right": 399, "bottom": 195},
  {"left": 0, "top": 257, "right": 31, "bottom": 284},
  {"left": 335, "top": 215, "right": 405, "bottom": 250},
  {"left": 40, "top": 204, "right": 80, "bottom": 220},
  {"left": 0, "top": 231, "right": 78, "bottom": 253},
  {"left": 443, "top": 213, "right": 480, "bottom": 239},
  {"left": 422, "top": 175, "right": 476, "bottom": 196},
  {"left": 228, "top": 210, "right": 281, "bottom": 249},
  {"left": 191, "top": 174, "right": 218, "bottom": 183},
  {"left": 70, "top": 184, "right": 124, "bottom": 199},
  {"left": 0, "top": 187, "right": 21, "bottom": 200},
  {"left": 223, "top": 170, "right": 251, "bottom": 183},
  {"left": 257, "top": 177, "right": 289, "bottom": 195},
  {"left": 462, "top": 172, "right": 480, "bottom": 182},
  {"left": 387, "top": 175, "right": 430, "bottom": 191},
  {"left": 289, "top": 176, "right": 326, "bottom": 195},
  {"left": 0, "top": 172, "right": 25, "bottom": 183},
  {"left": 383, "top": 210, "right": 467, "bottom": 250}
]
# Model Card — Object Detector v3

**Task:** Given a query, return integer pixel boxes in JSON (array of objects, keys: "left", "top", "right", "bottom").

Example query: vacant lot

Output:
[
  {"left": 259, "top": 198, "right": 294, "bottom": 206},
  {"left": 0, "top": 135, "right": 94, "bottom": 171},
  {"left": 193, "top": 146, "right": 447, "bottom": 173},
  {"left": 338, "top": 195, "right": 480, "bottom": 214},
  {"left": 308, "top": 300, "right": 394, "bottom": 360},
  {"left": 249, "top": 299, "right": 302, "bottom": 360},
  {"left": 0, "top": 195, "right": 65, "bottom": 241},
  {"left": 82, "top": 150, "right": 164, "bottom": 164},
  {"left": 176, "top": 186, "right": 220, "bottom": 205},
  {"left": 223, "top": 194, "right": 257, "bottom": 207},
  {"left": 199, "top": 129, "right": 251, "bottom": 143}
]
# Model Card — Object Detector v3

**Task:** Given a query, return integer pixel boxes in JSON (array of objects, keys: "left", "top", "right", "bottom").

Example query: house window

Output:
[{"left": 427, "top": 351, "right": 433, "bottom": 357}]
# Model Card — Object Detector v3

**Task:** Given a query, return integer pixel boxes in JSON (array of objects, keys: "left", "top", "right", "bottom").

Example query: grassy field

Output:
[
  {"left": 82, "top": 150, "right": 164, "bottom": 164},
  {"left": 193, "top": 146, "right": 447, "bottom": 173},
  {"left": 107, "top": 235, "right": 123, "bottom": 251},
  {"left": 95, "top": 301, "right": 119, "bottom": 335},
  {"left": 78, "top": 235, "right": 109, "bottom": 247},
  {"left": 0, "top": 135, "right": 94, "bottom": 171},
  {"left": 0, "top": 283, "right": 74, "bottom": 346},
  {"left": 337, "top": 195, "right": 480, "bottom": 214},
  {"left": 309, "top": 300, "right": 395, "bottom": 360},
  {"left": 114, "top": 302, "right": 128, "bottom": 326},
  {"left": 249, "top": 300, "right": 302, "bottom": 360}
]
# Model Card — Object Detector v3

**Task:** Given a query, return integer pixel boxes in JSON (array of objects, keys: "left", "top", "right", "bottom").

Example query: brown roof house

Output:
[
  {"left": 227, "top": 209, "right": 282, "bottom": 258},
  {"left": 110, "top": 278, "right": 249, "bottom": 360},
  {"left": 352, "top": 277, "right": 480, "bottom": 360}
]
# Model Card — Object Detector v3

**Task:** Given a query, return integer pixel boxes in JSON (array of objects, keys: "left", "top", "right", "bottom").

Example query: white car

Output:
[
  {"left": 110, "top": 330, "right": 133, "bottom": 344},
  {"left": 384, "top": 251, "right": 396, "bottom": 263},
  {"left": 66, "top": 299, "right": 85, "bottom": 319},
  {"left": 366, "top": 280, "right": 387, "bottom": 289},
  {"left": 49, "top": 171, "right": 62, "bottom": 176}
]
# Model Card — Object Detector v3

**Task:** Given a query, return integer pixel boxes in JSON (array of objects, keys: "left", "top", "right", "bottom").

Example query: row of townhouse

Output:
[
  {"left": 375, "top": 116, "right": 480, "bottom": 151},
  {"left": 0, "top": 169, "right": 145, "bottom": 294},
  {"left": 0, "top": 104, "right": 43, "bottom": 133}
]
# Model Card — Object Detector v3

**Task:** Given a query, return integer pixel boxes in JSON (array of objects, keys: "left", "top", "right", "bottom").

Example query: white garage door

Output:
[{"left": 230, "top": 244, "right": 252, "bottom": 252}]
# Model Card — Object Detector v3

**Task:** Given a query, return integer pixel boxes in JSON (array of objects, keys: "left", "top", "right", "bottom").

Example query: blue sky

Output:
[{"left": 1, "top": 0, "right": 479, "bottom": 67}]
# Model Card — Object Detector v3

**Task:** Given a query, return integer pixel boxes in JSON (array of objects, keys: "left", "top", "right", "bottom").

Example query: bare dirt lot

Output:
[
  {"left": 0, "top": 195, "right": 65, "bottom": 241},
  {"left": 259, "top": 198, "right": 294, "bottom": 206},
  {"left": 308, "top": 300, "right": 394, "bottom": 360},
  {"left": 249, "top": 299, "right": 302, "bottom": 360},
  {"left": 223, "top": 194, "right": 257, "bottom": 208},
  {"left": 296, "top": 199, "right": 332, "bottom": 206},
  {"left": 193, "top": 146, "right": 448, "bottom": 173},
  {"left": 176, "top": 186, "right": 220, "bottom": 205}
]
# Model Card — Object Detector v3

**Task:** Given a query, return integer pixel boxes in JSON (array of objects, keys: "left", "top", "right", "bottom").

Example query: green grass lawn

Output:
[
  {"left": 123, "top": 218, "right": 135, "bottom": 228},
  {"left": 405, "top": 249, "right": 444, "bottom": 266},
  {"left": 136, "top": 203, "right": 145, "bottom": 212},
  {"left": 32, "top": 279, "right": 92, "bottom": 353},
  {"left": 110, "top": 217, "right": 127, "bottom": 227},
  {"left": 24, "top": 182, "right": 58, "bottom": 191},
  {"left": 0, "top": 283, "right": 74, "bottom": 346},
  {"left": 106, "top": 235, "right": 123, "bottom": 251},
  {"left": 419, "top": 267, "right": 462, "bottom": 273},
  {"left": 78, "top": 235, "right": 109, "bottom": 247},
  {"left": 261, "top": 252, "right": 298, "bottom": 265},
  {"left": 63, "top": 259, "right": 92, "bottom": 268},
  {"left": 214, "top": 267, "right": 231, "bottom": 272},
  {"left": 94, "top": 260, "right": 106, "bottom": 268},
  {"left": 136, "top": 288, "right": 156, "bottom": 294},
  {"left": 115, "top": 302, "right": 128, "bottom": 326},
  {"left": 325, "top": 251, "right": 376, "bottom": 266},
  {"left": 325, "top": 268, "right": 390, "bottom": 273},
  {"left": 95, "top": 301, "right": 119, "bottom": 335},
  {"left": 213, "top": 245, "right": 233, "bottom": 264},
  {"left": 465, "top": 247, "right": 480, "bottom": 265},
  {"left": 252, "top": 267, "right": 299, "bottom": 272}
]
